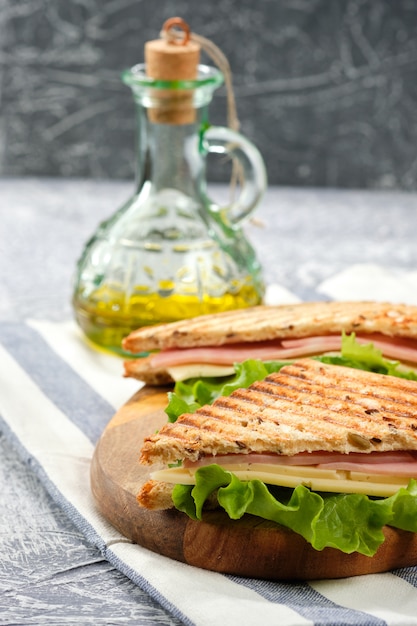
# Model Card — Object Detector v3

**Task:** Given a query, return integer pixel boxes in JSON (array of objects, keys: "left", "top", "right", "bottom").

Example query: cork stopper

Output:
[{"left": 145, "top": 18, "right": 201, "bottom": 124}]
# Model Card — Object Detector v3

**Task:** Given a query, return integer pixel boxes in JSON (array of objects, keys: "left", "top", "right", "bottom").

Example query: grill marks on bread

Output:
[
  {"left": 123, "top": 301, "right": 417, "bottom": 352},
  {"left": 140, "top": 359, "right": 417, "bottom": 465}
]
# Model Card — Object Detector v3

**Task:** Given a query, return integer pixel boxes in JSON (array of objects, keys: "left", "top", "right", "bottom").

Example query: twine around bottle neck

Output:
[
  {"left": 160, "top": 27, "right": 240, "bottom": 133},
  {"left": 160, "top": 19, "right": 244, "bottom": 205}
]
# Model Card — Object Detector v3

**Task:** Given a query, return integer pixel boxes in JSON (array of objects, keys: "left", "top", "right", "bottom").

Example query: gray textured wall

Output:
[{"left": 2, "top": 0, "right": 417, "bottom": 189}]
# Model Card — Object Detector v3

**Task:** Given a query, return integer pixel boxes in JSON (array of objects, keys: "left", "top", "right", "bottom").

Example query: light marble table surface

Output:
[{"left": 1, "top": 177, "right": 417, "bottom": 625}]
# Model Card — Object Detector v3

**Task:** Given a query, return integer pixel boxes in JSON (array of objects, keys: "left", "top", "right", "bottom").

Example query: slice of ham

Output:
[
  {"left": 153, "top": 340, "right": 306, "bottom": 367},
  {"left": 282, "top": 334, "right": 417, "bottom": 365},
  {"left": 150, "top": 333, "right": 417, "bottom": 369},
  {"left": 183, "top": 450, "right": 417, "bottom": 477}
]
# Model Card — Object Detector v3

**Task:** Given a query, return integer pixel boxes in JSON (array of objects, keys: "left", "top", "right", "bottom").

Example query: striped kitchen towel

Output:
[{"left": 1, "top": 275, "right": 417, "bottom": 625}]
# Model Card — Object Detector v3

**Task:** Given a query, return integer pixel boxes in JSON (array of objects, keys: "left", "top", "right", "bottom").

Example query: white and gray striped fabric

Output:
[{"left": 1, "top": 315, "right": 417, "bottom": 626}]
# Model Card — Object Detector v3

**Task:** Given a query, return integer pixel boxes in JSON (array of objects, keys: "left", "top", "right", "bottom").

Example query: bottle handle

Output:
[{"left": 204, "top": 126, "right": 267, "bottom": 226}]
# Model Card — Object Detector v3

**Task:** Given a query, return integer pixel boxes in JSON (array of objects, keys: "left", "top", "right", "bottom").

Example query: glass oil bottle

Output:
[{"left": 72, "top": 18, "right": 267, "bottom": 355}]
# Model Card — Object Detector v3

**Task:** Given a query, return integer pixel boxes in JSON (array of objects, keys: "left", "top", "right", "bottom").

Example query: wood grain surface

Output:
[{"left": 90, "top": 386, "right": 417, "bottom": 580}]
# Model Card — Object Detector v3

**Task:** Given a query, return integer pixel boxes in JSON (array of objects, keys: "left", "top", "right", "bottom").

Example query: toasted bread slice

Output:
[
  {"left": 124, "top": 355, "right": 175, "bottom": 385},
  {"left": 123, "top": 301, "right": 417, "bottom": 353},
  {"left": 140, "top": 359, "right": 417, "bottom": 466},
  {"left": 137, "top": 479, "right": 218, "bottom": 511},
  {"left": 123, "top": 357, "right": 235, "bottom": 385}
]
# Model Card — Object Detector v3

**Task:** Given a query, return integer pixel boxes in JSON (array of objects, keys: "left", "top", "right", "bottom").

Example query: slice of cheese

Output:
[
  {"left": 151, "top": 462, "right": 412, "bottom": 497},
  {"left": 167, "top": 363, "right": 235, "bottom": 381}
]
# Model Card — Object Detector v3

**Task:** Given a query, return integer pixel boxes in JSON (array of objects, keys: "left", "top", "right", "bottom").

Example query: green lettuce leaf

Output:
[
  {"left": 165, "top": 392, "right": 200, "bottom": 423},
  {"left": 165, "top": 359, "right": 288, "bottom": 421},
  {"left": 324, "top": 331, "right": 417, "bottom": 380},
  {"left": 172, "top": 466, "right": 417, "bottom": 556}
]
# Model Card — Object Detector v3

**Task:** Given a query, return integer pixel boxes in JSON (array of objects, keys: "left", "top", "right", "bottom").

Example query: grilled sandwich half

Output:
[{"left": 123, "top": 301, "right": 417, "bottom": 385}]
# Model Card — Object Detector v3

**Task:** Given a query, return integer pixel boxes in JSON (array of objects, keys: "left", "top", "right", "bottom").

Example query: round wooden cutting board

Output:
[{"left": 90, "top": 385, "right": 417, "bottom": 580}]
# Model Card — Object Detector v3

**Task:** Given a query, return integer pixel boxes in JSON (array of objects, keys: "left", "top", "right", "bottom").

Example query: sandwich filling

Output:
[
  {"left": 149, "top": 333, "right": 417, "bottom": 368},
  {"left": 151, "top": 450, "right": 417, "bottom": 497},
  {"left": 153, "top": 333, "right": 417, "bottom": 381}
]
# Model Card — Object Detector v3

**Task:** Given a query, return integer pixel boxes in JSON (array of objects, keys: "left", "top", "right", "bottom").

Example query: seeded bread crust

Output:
[
  {"left": 139, "top": 359, "right": 417, "bottom": 466},
  {"left": 124, "top": 356, "right": 174, "bottom": 385},
  {"left": 136, "top": 480, "right": 175, "bottom": 510},
  {"left": 123, "top": 301, "right": 417, "bottom": 353},
  {"left": 136, "top": 479, "right": 218, "bottom": 511}
]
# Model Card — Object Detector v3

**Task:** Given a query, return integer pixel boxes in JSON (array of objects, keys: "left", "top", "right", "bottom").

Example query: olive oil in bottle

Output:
[{"left": 73, "top": 282, "right": 262, "bottom": 356}]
